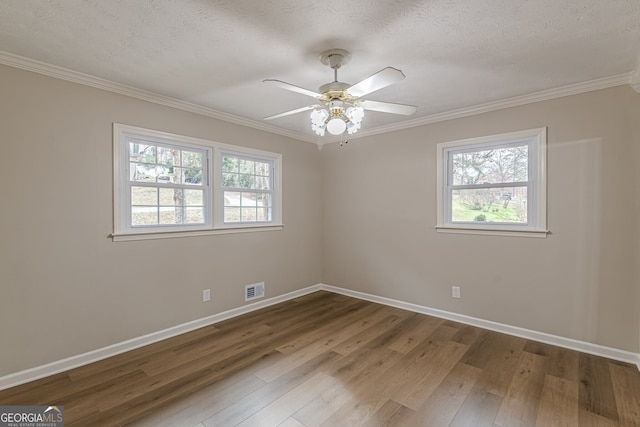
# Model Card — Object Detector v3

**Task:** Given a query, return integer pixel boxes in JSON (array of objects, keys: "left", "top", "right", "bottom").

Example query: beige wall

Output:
[
  {"left": 1, "top": 62, "right": 639, "bottom": 378},
  {"left": 321, "top": 85, "right": 640, "bottom": 353},
  {"left": 0, "top": 65, "right": 323, "bottom": 376}
]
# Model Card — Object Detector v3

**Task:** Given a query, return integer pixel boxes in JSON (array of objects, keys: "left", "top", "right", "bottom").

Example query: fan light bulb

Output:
[{"left": 327, "top": 118, "right": 347, "bottom": 135}]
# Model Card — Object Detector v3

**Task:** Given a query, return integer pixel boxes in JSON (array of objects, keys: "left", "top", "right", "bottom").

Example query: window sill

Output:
[
  {"left": 111, "top": 224, "right": 284, "bottom": 242},
  {"left": 435, "top": 226, "right": 549, "bottom": 238}
]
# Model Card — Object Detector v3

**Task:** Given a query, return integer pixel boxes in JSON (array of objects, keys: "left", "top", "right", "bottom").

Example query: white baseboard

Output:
[
  {"left": 0, "top": 284, "right": 323, "bottom": 391},
  {"left": 317, "top": 284, "right": 640, "bottom": 370},
  {"left": 1, "top": 282, "right": 638, "bottom": 390}
]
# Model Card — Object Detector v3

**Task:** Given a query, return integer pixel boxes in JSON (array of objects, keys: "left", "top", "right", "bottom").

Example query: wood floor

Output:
[{"left": 1, "top": 291, "right": 639, "bottom": 426}]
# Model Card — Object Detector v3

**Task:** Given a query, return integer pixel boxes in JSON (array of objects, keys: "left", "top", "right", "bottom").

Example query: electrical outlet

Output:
[
  {"left": 202, "top": 289, "right": 211, "bottom": 302},
  {"left": 451, "top": 286, "right": 461, "bottom": 299}
]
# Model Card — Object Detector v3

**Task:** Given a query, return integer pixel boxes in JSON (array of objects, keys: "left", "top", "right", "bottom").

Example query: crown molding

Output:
[
  {"left": 0, "top": 50, "right": 319, "bottom": 144},
  {"left": 351, "top": 73, "right": 632, "bottom": 140},
  {"left": 0, "top": 50, "right": 633, "bottom": 147}
]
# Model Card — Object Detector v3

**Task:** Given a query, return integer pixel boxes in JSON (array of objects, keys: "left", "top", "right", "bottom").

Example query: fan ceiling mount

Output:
[{"left": 263, "top": 49, "right": 417, "bottom": 137}]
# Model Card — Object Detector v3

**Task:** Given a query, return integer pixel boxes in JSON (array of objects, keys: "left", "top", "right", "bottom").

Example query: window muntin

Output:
[
  {"left": 437, "top": 128, "right": 547, "bottom": 236},
  {"left": 221, "top": 153, "right": 273, "bottom": 224}
]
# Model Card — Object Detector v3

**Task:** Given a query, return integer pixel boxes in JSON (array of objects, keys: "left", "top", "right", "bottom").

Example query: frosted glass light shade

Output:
[
  {"left": 310, "top": 109, "right": 329, "bottom": 136},
  {"left": 327, "top": 118, "right": 347, "bottom": 135}
]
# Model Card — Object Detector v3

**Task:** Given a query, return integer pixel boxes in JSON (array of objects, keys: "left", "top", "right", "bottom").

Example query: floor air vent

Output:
[{"left": 245, "top": 282, "right": 265, "bottom": 301}]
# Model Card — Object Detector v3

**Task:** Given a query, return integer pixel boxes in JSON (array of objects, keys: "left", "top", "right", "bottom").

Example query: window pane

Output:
[
  {"left": 131, "top": 186, "right": 157, "bottom": 205},
  {"left": 182, "top": 151, "right": 202, "bottom": 168},
  {"left": 224, "top": 207, "right": 240, "bottom": 222},
  {"left": 242, "top": 207, "right": 257, "bottom": 222},
  {"left": 224, "top": 191, "right": 240, "bottom": 207},
  {"left": 183, "top": 168, "right": 202, "bottom": 185},
  {"left": 159, "top": 206, "right": 179, "bottom": 224},
  {"left": 185, "top": 189, "right": 203, "bottom": 206},
  {"left": 257, "top": 207, "right": 271, "bottom": 222},
  {"left": 170, "top": 167, "right": 183, "bottom": 184},
  {"left": 222, "top": 156, "right": 238, "bottom": 173},
  {"left": 157, "top": 146, "right": 178, "bottom": 166},
  {"left": 157, "top": 165, "right": 172, "bottom": 183},
  {"left": 255, "top": 175, "right": 270, "bottom": 190},
  {"left": 241, "top": 192, "right": 257, "bottom": 207},
  {"left": 452, "top": 187, "right": 527, "bottom": 223},
  {"left": 223, "top": 173, "right": 238, "bottom": 187},
  {"left": 186, "top": 207, "right": 204, "bottom": 223},
  {"left": 132, "top": 206, "right": 158, "bottom": 226},
  {"left": 130, "top": 162, "right": 157, "bottom": 182},
  {"left": 257, "top": 193, "right": 271, "bottom": 207},
  {"left": 239, "top": 159, "right": 254, "bottom": 174},
  {"left": 159, "top": 188, "right": 179, "bottom": 205},
  {"left": 238, "top": 174, "right": 253, "bottom": 189},
  {"left": 129, "top": 143, "right": 156, "bottom": 163},
  {"left": 452, "top": 144, "right": 528, "bottom": 185},
  {"left": 255, "top": 162, "right": 270, "bottom": 176}
]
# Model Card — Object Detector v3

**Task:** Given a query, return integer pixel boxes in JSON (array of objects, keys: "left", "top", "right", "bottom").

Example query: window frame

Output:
[
  {"left": 113, "top": 124, "right": 283, "bottom": 241},
  {"left": 216, "top": 150, "right": 277, "bottom": 228},
  {"left": 436, "top": 127, "right": 548, "bottom": 238}
]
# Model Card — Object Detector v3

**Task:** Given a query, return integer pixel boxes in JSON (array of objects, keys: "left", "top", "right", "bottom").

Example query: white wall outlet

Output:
[
  {"left": 202, "top": 289, "right": 211, "bottom": 302},
  {"left": 452, "top": 286, "right": 461, "bottom": 299}
]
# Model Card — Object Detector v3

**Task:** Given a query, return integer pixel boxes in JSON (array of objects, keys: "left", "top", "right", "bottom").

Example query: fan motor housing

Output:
[{"left": 319, "top": 81, "right": 350, "bottom": 94}]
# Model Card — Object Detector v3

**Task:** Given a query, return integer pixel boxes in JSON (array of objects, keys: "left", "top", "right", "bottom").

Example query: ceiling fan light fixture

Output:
[
  {"left": 326, "top": 117, "right": 347, "bottom": 135},
  {"left": 310, "top": 109, "right": 329, "bottom": 136},
  {"left": 346, "top": 106, "right": 364, "bottom": 134},
  {"left": 265, "top": 48, "right": 416, "bottom": 140}
]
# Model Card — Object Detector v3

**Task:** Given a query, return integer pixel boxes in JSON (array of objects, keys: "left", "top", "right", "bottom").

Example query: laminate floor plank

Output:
[
  {"left": 363, "top": 399, "right": 415, "bottom": 427},
  {"left": 392, "top": 340, "right": 469, "bottom": 410},
  {"left": 237, "top": 372, "right": 337, "bottom": 427},
  {"left": 256, "top": 306, "right": 401, "bottom": 383},
  {"left": 201, "top": 351, "right": 342, "bottom": 427},
  {"left": 1, "top": 291, "right": 639, "bottom": 426},
  {"left": 579, "top": 353, "right": 620, "bottom": 422},
  {"left": 384, "top": 313, "right": 443, "bottom": 354},
  {"left": 330, "top": 311, "right": 413, "bottom": 356},
  {"left": 535, "top": 374, "right": 579, "bottom": 427},
  {"left": 293, "top": 345, "right": 404, "bottom": 427},
  {"left": 493, "top": 351, "right": 547, "bottom": 426},
  {"left": 275, "top": 301, "right": 387, "bottom": 354},
  {"left": 125, "top": 371, "right": 266, "bottom": 427},
  {"left": 465, "top": 331, "right": 526, "bottom": 397},
  {"left": 448, "top": 387, "right": 503, "bottom": 427},
  {"left": 405, "top": 362, "right": 481, "bottom": 426},
  {"left": 609, "top": 362, "right": 640, "bottom": 426}
]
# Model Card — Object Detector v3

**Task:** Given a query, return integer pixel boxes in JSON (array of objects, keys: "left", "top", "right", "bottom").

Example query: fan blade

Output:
[
  {"left": 347, "top": 67, "right": 406, "bottom": 98},
  {"left": 264, "top": 105, "right": 319, "bottom": 120},
  {"left": 263, "top": 79, "right": 322, "bottom": 99},
  {"left": 360, "top": 100, "right": 417, "bottom": 115}
]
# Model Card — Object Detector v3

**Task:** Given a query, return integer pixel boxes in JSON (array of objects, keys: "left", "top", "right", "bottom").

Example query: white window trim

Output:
[
  {"left": 113, "top": 124, "right": 283, "bottom": 241},
  {"left": 436, "top": 127, "right": 548, "bottom": 238}
]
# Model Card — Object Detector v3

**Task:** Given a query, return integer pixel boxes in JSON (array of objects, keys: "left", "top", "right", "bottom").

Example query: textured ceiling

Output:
[{"left": 1, "top": 0, "right": 639, "bottom": 144}]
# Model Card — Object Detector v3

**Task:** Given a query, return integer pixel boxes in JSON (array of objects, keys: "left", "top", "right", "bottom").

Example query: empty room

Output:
[{"left": 1, "top": 1, "right": 639, "bottom": 426}]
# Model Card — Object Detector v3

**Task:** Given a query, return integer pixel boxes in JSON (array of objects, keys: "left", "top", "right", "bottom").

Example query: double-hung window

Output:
[
  {"left": 436, "top": 128, "right": 548, "bottom": 237},
  {"left": 220, "top": 152, "right": 274, "bottom": 224},
  {"left": 113, "top": 124, "right": 282, "bottom": 240}
]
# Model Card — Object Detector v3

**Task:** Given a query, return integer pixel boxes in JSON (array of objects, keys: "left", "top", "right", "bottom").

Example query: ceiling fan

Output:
[{"left": 263, "top": 49, "right": 417, "bottom": 137}]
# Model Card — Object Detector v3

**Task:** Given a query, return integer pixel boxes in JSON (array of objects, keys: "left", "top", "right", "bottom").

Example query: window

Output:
[
  {"left": 127, "top": 139, "right": 210, "bottom": 228},
  {"left": 113, "top": 124, "right": 282, "bottom": 240},
  {"left": 436, "top": 128, "right": 548, "bottom": 237},
  {"left": 220, "top": 153, "right": 274, "bottom": 224}
]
